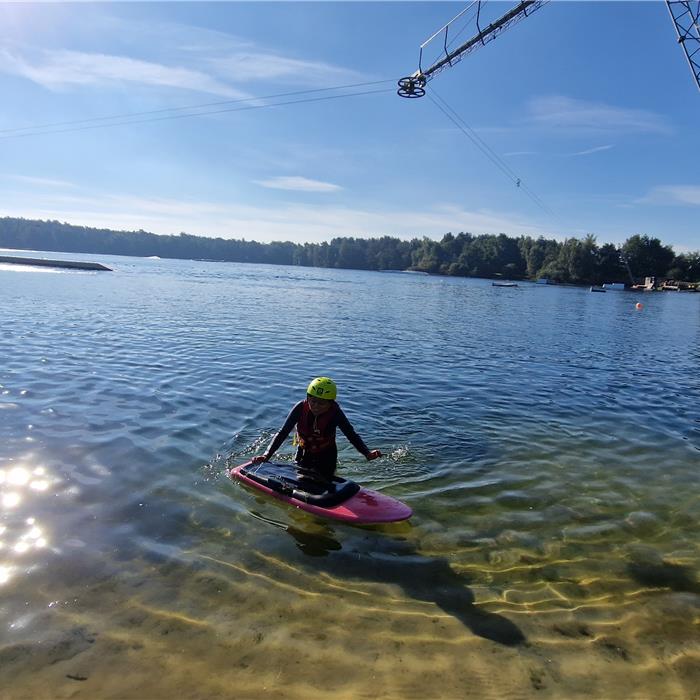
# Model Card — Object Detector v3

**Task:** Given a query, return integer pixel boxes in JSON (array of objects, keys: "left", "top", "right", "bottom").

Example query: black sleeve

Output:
[
  {"left": 336, "top": 407, "right": 370, "bottom": 457},
  {"left": 265, "top": 401, "right": 303, "bottom": 457}
]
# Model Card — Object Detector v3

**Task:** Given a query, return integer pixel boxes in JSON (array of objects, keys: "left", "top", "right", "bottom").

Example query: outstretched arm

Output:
[
  {"left": 337, "top": 408, "right": 382, "bottom": 461},
  {"left": 252, "top": 401, "right": 303, "bottom": 463}
]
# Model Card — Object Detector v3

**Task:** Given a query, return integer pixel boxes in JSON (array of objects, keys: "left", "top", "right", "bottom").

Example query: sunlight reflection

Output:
[
  {"left": 8, "top": 467, "right": 30, "bottom": 486},
  {"left": 0, "top": 263, "right": 66, "bottom": 274},
  {"left": 0, "top": 566, "right": 12, "bottom": 585},
  {"left": 0, "top": 459, "right": 59, "bottom": 587},
  {"left": 2, "top": 492, "right": 21, "bottom": 508}
]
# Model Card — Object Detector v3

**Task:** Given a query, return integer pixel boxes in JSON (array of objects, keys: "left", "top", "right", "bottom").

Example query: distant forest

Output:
[{"left": 1, "top": 216, "right": 698, "bottom": 285}]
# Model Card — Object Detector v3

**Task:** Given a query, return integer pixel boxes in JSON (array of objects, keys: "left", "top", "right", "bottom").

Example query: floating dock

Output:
[{"left": 0, "top": 255, "right": 112, "bottom": 271}]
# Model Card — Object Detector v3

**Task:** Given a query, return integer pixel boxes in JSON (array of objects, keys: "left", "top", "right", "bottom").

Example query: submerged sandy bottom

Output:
[{"left": 2, "top": 524, "right": 699, "bottom": 700}]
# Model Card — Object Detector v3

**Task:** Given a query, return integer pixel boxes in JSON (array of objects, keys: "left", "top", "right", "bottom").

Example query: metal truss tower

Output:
[{"left": 665, "top": 1, "right": 700, "bottom": 91}]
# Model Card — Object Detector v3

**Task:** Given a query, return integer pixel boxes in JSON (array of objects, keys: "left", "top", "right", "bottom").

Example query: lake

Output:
[{"left": 1, "top": 252, "right": 699, "bottom": 699}]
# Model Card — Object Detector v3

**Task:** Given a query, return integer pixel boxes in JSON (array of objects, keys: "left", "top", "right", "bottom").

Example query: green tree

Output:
[
  {"left": 668, "top": 252, "right": 700, "bottom": 282},
  {"left": 2, "top": 216, "right": 698, "bottom": 284},
  {"left": 519, "top": 236, "right": 560, "bottom": 279},
  {"left": 595, "top": 243, "right": 626, "bottom": 284},
  {"left": 556, "top": 235, "right": 598, "bottom": 283},
  {"left": 410, "top": 238, "right": 444, "bottom": 273},
  {"left": 622, "top": 235, "right": 675, "bottom": 279}
]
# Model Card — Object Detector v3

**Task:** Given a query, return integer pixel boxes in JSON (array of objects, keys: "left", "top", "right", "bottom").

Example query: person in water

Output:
[{"left": 252, "top": 377, "right": 381, "bottom": 481}]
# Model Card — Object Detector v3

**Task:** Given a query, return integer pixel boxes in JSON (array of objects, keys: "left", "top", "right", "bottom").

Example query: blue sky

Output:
[{"left": 0, "top": 1, "right": 698, "bottom": 251}]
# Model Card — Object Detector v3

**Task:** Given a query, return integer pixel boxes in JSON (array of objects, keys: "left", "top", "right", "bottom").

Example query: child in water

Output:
[{"left": 252, "top": 377, "right": 381, "bottom": 481}]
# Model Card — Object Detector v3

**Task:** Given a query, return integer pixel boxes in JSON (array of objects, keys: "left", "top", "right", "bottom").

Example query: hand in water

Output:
[
  {"left": 366, "top": 449, "right": 382, "bottom": 461},
  {"left": 251, "top": 454, "right": 269, "bottom": 464}
]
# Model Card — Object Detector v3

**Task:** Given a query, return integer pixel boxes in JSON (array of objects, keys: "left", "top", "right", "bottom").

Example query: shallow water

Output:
[{"left": 1, "top": 252, "right": 699, "bottom": 699}]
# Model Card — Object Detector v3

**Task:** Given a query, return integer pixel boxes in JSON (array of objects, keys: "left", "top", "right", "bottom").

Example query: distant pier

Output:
[{"left": 0, "top": 255, "right": 112, "bottom": 271}]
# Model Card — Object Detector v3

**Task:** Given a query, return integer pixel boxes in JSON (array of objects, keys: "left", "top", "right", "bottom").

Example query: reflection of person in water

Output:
[
  {"left": 286, "top": 525, "right": 343, "bottom": 557},
  {"left": 282, "top": 522, "right": 525, "bottom": 647}
]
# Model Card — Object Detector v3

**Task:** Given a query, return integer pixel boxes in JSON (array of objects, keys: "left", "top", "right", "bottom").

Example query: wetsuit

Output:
[{"left": 263, "top": 400, "right": 370, "bottom": 480}]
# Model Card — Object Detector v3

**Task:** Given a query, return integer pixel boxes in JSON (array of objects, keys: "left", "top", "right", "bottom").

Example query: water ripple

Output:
[{"left": 1, "top": 258, "right": 699, "bottom": 698}]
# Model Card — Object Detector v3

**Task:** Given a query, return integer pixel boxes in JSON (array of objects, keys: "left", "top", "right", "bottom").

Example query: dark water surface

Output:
[{"left": 1, "top": 252, "right": 699, "bottom": 699}]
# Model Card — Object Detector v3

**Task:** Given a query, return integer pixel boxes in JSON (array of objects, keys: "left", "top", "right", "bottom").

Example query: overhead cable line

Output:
[
  {"left": 428, "top": 88, "right": 554, "bottom": 219},
  {"left": 0, "top": 80, "right": 396, "bottom": 140}
]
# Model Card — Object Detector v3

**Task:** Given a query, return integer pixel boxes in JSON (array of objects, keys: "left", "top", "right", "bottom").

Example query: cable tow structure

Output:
[
  {"left": 398, "top": 0, "right": 547, "bottom": 97},
  {"left": 665, "top": 0, "right": 700, "bottom": 91},
  {"left": 398, "top": 0, "right": 700, "bottom": 97}
]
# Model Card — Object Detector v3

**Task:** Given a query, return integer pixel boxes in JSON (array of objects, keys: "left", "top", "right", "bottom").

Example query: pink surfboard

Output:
[{"left": 229, "top": 461, "right": 412, "bottom": 524}]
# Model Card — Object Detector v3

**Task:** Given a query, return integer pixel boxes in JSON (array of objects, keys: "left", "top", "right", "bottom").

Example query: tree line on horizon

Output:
[{"left": 1, "top": 216, "right": 698, "bottom": 285}]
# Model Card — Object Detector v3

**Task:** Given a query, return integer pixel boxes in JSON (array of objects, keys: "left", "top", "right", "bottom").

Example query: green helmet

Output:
[{"left": 307, "top": 377, "right": 337, "bottom": 400}]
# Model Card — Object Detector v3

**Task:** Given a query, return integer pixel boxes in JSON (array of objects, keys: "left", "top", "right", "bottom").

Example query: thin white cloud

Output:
[
  {"left": 643, "top": 185, "right": 700, "bottom": 206},
  {"left": 5, "top": 174, "right": 76, "bottom": 188},
  {"left": 0, "top": 12, "right": 365, "bottom": 98},
  {"left": 565, "top": 144, "right": 614, "bottom": 157},
  {"left": 254, "top": 176, "right": 342, "bottom": 193},
  {"left": 210, "top": 53, "right": 363, "bottom": 85},
  {"left": 528, "top": 96, "right": 671, "bottom": 134},
  {"left": 505, "top": 145, "right": 614, "bottom": 158},
  {"left": 0, "top": 188, "right": 556, "bottom": 244},
  {"left": 114, "top": 15, "right": 367, "bottom": 85},
  {"left": 0, "top": 48, "right": 249, "bottom": 98},
  {"left": 5, "top": 184, "right": 696, "bottom": 250}
]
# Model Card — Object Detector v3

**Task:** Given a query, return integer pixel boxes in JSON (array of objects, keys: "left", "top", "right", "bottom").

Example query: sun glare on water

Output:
[{"left": 0, "top": 463, "right": 58, "bottom": 587}]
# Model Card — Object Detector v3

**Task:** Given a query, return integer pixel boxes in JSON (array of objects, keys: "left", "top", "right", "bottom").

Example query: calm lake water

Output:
[{"left": 1, "top": 251, "right": 699, "bottom": 699}]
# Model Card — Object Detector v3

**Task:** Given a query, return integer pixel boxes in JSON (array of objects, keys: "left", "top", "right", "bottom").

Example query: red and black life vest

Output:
[{"left": 296, "top": 400, "right": 338, "bottom": 454}]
